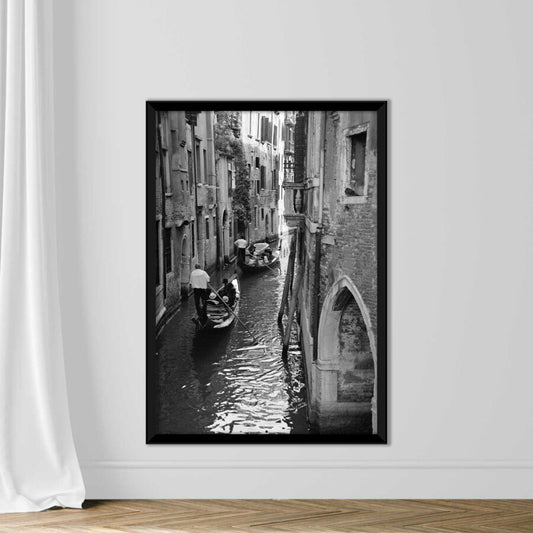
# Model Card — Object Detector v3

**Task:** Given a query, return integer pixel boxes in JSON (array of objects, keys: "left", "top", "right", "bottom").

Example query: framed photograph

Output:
[{"left": 146, "top": 102, "right": 387, "bottom": 443}]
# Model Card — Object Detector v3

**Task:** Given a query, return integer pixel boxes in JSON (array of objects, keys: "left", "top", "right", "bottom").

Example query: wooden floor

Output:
[{"left": 1, "top": 500, "right": 532, "bottom": 532}]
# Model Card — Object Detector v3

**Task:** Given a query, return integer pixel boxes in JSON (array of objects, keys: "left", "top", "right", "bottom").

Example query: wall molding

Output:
[{"left": 81, "top": 459, "right": 533, "bottom": 470}]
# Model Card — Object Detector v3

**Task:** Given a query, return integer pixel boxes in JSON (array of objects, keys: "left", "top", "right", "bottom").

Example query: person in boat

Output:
[
  {"left": 263, "top": 247, "right": 273, "bottom": 263},
  {"left": 218, "top": 278, "right": 236, "bottom": 307},
  {"left": 252, "top": 242, "right": 273, "bottom": 264},
  {"left": 189, "top": 264, "right": 210, "bottom": 322},
  {"left": 234, "top": 235, "right": 248, "bottom": 264}
]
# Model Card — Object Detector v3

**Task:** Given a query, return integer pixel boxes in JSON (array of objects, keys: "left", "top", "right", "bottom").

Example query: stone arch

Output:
[{"left": 317, "top": 276, "right": 377, "bottom": 432}]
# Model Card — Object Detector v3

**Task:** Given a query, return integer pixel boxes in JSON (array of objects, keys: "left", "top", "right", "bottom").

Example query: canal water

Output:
[{"left": 156, "top": 251, "right": 312, "bottom": 435}]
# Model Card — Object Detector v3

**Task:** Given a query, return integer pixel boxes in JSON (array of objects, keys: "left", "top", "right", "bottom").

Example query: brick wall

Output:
[
  {"left": 337, "top": 297, "right": 374, "bottom": 404},
  {"left": 320, "top": 110, "right": 378, "bottom": 335}
]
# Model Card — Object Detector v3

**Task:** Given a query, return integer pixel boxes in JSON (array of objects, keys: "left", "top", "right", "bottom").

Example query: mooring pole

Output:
[
  {"left": 282, "top": 262, "right": 303, "bottom": 357},
  {"left": 277, "top": 232, "right": 297, "bottom": 324}
]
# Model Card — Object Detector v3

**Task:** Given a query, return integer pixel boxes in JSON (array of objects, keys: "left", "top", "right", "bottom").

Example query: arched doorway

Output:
[
  {"left": 317, "top": 276, "right": 377, "bottom": 433},
  {"left": 264, "top": 213, "right": 269, "bottom": 239},
  {"left": 180, "top": 235, "right": 190, "bottom": 298}
]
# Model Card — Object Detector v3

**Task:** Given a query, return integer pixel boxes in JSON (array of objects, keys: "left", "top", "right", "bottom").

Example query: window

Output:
[
  {"left": 171, "top": 129, "right": 178, "bottom": 151},
  {"left": 203, "top": 149, "right": 207, "bottom": 184},
  {"left": 260, "top": 116, "right": 273, "bottom": 143},
  {"left": 205, "top": 218, "right": 210, "bottom": 239},
  {"left": 229, "top": 220, "right": 232, "bottom": 238},
  {"left": 260, "top": 165, "right": 266, "bottom": 189},
  {"left": 256, "top": 179, "right": 260, "bottom": 194},
  {"left": 273, "top": 125, "right": 278, "bottom": 147},
  {"left": 187, "top": 150, "right": 193, "bottom": 192},
  {"left": 228, "top": 160, "right": 235, "bottom": 194},
  {"left": 156, "top": 220, "right": 161, "bottom": 285},
  {"left": 348, "top": 131, "right": 367, "bottom": 196},
  {"left": 261, "top": 208, "right": 264, "bottom": 220},
  {"left": 247, "top": 163, "right": 251, "bottom": 178},
  {"left": 163, "top": 227, "right": 172, "bottom": 273},
  {"left": 272, "top": 169, "right": 278, "bottom": 191},
  {"left": 260, "top": 116, "right": 268, "bottom": 142},
  {"left": 255, "top": 156, "right": 260, "bottom": 169},
  {"left": 195, "top": 142, "right": 201, "bottom": 182}
]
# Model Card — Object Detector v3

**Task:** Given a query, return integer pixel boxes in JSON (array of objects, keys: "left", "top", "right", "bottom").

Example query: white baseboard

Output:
[{"left": 81, "top": 460, "right": 533, "bottom": 499}]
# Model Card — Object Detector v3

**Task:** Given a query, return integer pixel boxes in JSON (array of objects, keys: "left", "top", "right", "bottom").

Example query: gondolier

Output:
[
  {"left": 234, "top": 235, "right": 247, "bottom": 264},
  {"left": 189, "top": 264, "right": 210, "bottom": 321}
]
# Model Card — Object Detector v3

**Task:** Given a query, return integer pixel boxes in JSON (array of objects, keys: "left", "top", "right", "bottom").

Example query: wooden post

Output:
[
  {"left": 277, "top": 232, "right": 297, "bottom": 324},
  {"left": 282, "top": 263, "right": 303, "bottom": 357}
]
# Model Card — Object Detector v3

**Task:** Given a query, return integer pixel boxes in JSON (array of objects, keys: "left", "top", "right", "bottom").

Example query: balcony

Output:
[
  {"left": 282, "top": 181, "right": 305, "bottom": 228},
  {"left": 196, "top": 184, "right": 216, "bottom": 207}
]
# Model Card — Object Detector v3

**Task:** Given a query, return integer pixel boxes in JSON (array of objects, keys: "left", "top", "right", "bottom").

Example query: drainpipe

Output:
[
  {"left": 157, "top": 112, "right": 167, "bottom": 300},
  {"left": 312, "top": 111, "right": 326, "bottom": 361}
]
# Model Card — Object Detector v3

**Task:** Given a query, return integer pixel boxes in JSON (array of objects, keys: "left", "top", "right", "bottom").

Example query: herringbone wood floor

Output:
[{"left": 0, "top": 500, "right": 532, "bottom": 532}]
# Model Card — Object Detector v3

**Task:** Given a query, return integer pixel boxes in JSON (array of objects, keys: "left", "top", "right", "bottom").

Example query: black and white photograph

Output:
[{"left": 146, "top": 102, "right": 387, "bottom": 443}]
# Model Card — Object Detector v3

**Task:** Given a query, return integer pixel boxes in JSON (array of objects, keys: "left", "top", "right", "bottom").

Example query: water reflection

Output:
[{"left": 157, "top": 255, "right": 311, "bottom": 435}]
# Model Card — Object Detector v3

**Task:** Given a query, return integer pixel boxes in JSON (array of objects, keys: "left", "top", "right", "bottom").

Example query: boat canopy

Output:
[{"left": 252, "top": 243, "right": 270, "bottom": 253}]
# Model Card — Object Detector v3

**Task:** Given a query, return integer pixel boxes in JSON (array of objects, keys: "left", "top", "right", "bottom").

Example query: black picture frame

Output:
[{"left": 146, "top": 101, "right": 388, "bottom": 444}]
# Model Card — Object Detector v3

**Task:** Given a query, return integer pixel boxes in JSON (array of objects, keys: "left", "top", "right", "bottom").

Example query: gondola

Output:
[
  {"left": 238, "top": 243, "right": 280, "bottom": 275},
  {"left": 193, "top": 276, "right": 240, "bottom": 332}
]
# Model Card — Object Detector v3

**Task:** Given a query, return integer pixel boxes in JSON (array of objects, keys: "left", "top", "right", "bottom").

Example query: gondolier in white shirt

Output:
[
  {"left": 189, "top": 264, "right": 210, "bottom": 321},
  {"left": 234, "top": 235, "right": 248, "bottom": 264}
]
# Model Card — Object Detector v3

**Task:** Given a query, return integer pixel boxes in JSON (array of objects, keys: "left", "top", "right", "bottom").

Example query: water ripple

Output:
[{"left": 156, "top": 258, "right": 311, "bottom": 435}]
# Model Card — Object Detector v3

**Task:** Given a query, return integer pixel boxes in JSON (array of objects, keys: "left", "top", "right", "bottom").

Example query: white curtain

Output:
[{"left": 0, "top": 0, "right": 84, "bottom": 512}]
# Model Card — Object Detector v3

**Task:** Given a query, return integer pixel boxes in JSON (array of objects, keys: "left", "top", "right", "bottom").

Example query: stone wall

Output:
[
  {"left": 321, "top": 110, "right": 378, "bottom": 337},
  {"left": 292, "top": 110, "right": 379, "bottom": 433},
  {"left": 337, "top": 295, "right": 374, "bottom": 406}
]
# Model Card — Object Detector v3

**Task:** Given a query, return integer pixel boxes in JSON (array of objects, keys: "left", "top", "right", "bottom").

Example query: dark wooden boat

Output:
[
  {"left": 238, "top": 243, "right": 280, "bottom": 274},
  {"left": 193, "top": 276, "right": 240, "bottom": 332},
  {"left": 239, "top": 254, "right": 280, "bottom": 274}
]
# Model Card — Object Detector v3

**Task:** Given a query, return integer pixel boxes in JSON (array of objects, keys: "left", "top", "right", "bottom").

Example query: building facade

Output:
[
  {"left": 155, "top": 110, "right": 221, "bottom": 327},
  {"left": 154, "top": 109, "right": 288, "bottom": 328},
  {"left": 155, "top": 110, "right": 193, "bottom": 325},
  {"left": 283, "top": 110, "right": 379, "bottom": 434},
  {"left": 240, "top": 111, "right": 283, "bottom": 244}
]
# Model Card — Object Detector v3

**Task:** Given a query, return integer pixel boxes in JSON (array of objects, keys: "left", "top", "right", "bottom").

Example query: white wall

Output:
[{"left": 53, "top": 0, "right": 533, "bottom": 498}]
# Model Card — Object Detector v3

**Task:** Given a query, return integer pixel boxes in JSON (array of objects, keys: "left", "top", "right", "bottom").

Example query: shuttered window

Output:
[{"left": 163, "top": 227, "right": 172, "bottom": 273}]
